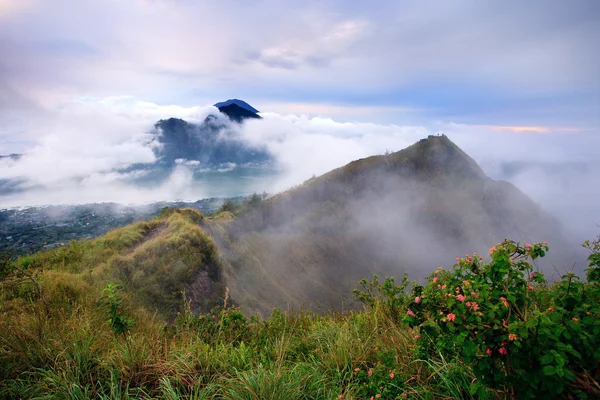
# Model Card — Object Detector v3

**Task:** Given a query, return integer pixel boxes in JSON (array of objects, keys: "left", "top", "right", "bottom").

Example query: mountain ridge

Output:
[{"left": 208, "top": 135, "right": 565, "bottom": 314}]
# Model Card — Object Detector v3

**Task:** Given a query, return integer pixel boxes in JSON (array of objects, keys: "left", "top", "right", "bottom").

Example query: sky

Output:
[{"left": 0, "top": 0, "right": 599, "bottom": 237}]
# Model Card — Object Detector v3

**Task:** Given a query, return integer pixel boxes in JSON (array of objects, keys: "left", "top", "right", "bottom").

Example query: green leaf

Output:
[
  {"left": 543, "top": 366, "right": 556, "bottom": 376},
  {"left": 469, "top": 382, "right": 478, "bottom": 396},
  {"left": 540, "top": 354, "right": 553, "bottom": 365}
]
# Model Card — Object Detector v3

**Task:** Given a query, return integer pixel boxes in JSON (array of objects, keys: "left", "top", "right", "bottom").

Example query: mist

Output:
[
  {"left": 211, "top": 135, "right": 585, "bottom": 314},
  {"left": 1, "top": 97, "right": 598, "bottom": 248}
]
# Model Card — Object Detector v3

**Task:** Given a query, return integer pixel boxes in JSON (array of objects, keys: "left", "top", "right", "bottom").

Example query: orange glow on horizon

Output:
[{"left": 478, "top": 125, "right": 579, "bottom": 134}]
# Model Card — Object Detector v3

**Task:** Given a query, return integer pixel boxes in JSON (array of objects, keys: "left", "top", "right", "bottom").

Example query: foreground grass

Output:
[
  {"left": 0, "top": 208, "right": 479, "bottom": 399},
  {"left": 0, "top": 297, "right": 479, "bottom": 399},
  {"left": 10, "top": 208, "right": 597, "bottom": 399}
]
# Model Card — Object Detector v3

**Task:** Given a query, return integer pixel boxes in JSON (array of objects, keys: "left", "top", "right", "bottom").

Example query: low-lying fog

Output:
[{"left": 0, "top": 97, "right": 598, "bottom": 244}]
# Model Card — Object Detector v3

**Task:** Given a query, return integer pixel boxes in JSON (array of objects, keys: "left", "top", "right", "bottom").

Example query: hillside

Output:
[
  {"left": 1, "top": 137, "right": 598, "bottom": 398},
  {"left": 0, "top": 208, "right": 224, "bottom": 320},
  {"left": 0, "top": 198, "right": 237, "bottom": 256},
  {"left": 209, "top": 135, "right": 564, "bottom": 314},
  {"left": 1, "top": 205, "right": 598, "bottom": 399}
]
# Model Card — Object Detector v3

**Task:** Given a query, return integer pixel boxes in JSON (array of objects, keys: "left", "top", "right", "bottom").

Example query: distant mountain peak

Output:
[
  {"left": 213, "top": 99, "right": 259, "bottom": 113},
  {"left": 217, "top": 103, "right": 262, "bottom": 123}
]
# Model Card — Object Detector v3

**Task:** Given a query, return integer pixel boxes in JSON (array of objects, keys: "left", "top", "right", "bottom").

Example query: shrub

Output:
[
  {"left": 218, "top": 200, "right": 239, "bottom": 214},
  {"left": 403, "top": 239, "right": 600, "bottom": 398},
  {"left": 98, "top": 282, "right": 134, "bottom": 337}
]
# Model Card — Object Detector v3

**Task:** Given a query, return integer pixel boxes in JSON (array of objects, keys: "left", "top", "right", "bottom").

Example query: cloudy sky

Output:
[
  {"left": 1, "top": 0, "right": 598, "bottom": 130},
  {"left": 0, "top": 0, "right": 599, "bottom": 236}
]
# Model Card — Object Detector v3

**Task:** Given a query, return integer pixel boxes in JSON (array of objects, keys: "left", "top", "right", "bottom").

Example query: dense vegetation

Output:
[{"left": 0, "top": 207, "right": 598, "bottom": 399}]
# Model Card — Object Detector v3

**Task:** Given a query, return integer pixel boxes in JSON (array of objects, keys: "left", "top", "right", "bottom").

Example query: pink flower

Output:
[
  {"left": 500, "top": 297, "right": 509, "bottom": 307},
  {"left": 486, "top": 348, "right": 493, "bottom": 355},
  {"left": 406, "top": 310, "right": 415, "bottom": 317},
  {"left": 456, "top": 294, "right": 465, "bottom": 302},
  {"left": 499, "top": 347, "right": 508, "bottom": 355},
  {"left": 471, "top": 302, "right": 479, "bottom": 311},
  {"left": 544, "top": 241, "right": 548, "bottom": 245},
  {"left": 415, "top": 296, "right": 421, "bottom": 304},
  {"left": 414, "top": 334, "right": 420, "bottom": 339},
  {"left": 368, "top": 368, "right": 373, "bottom": 376},
  {"left": 433, "top": 277, "right": 439, "bottom": 282},
  {"left": 508, "top": 333, "right": 517, "bottom": 341},
  {"left": 500, "top": 297, "right": 506, "bottom": 301},
  {"left": 531, "top": 272, "right": 537, "bottom": 278},
  {"left": 466, "top": 302, "right": 471, "bottom": 307},
  {"left": 525, "top": 243, "right": 532, "bottom": 248},
  {"left": 463, "top": 280, "right": 470, "bottom": 286},
  {"left": 447, "top": 313, "right": 456, "bottom": 322},
  {"left": 390, "top": 373, "right": 395, "bottom": 379},
  {"left": 338, "top": 396, "right": 343, "bottom": 399},
  {"left": 489, "top": 246, "right": 496, "bottom": 254},
  {"left": 528, "top": 285, "right": 534, "bottom": 291}
]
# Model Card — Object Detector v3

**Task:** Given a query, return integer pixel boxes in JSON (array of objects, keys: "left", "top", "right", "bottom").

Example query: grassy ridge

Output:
[
  {"left": 1, "top": 208, "right": 597, "bottom": 399},
  {"left": 0, "top": 208, "right": 476, "bottom": 399},
  {"left": 3, "top": 208, "right": 221, "bottom": 320}
]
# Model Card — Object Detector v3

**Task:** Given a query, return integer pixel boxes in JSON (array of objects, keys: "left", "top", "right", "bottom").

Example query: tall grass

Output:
[{"left": 0, "top": 208, "right": 479, "bottom": 399}]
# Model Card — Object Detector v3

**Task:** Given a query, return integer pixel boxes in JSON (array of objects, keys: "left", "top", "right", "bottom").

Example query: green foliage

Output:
[
  {"left": 98, "top": 283, "right": 134, "bottom": 337},
  {"left": 243, "top": 192, "right": 267, "bottom": 210},
  {"left": 351, "top": 365, "right": 407, "bottom": 399},
  {"left": 218, "top": 199, "right": 239, "bottom": 214},
  {"left": 353, "top": 274, "right": 412, "bottom": 321},
  {"left": 401, "top": 239, "right": 600, "bottom": 399},
  {"left": 3, "top": 206, "right": 599, "bottom": 399}
]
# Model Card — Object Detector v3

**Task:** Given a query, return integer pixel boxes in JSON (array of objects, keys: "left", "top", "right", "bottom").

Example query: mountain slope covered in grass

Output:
[
  {"left": 1, "top": 135, "right": 591, "bottom": 399},
  {"left": 209, "top": 135, "right": 565, "bottom": 314},
  {"left": 1, "top": 206, "right": 598, "bottom": 399},
  {"left": 1, "top": 208, "right": 224, "bottom": 320}
]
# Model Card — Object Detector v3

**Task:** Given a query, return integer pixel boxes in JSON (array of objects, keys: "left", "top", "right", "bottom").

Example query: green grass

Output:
[
  {"left": 0, "top": 297, "right": 465, "bottom": 399},
  {"left": 0, "top": 228, "right": 469, "bottom": 399},
  {"left": 3, "top": 207, "right": 589, "bottom": 399}
]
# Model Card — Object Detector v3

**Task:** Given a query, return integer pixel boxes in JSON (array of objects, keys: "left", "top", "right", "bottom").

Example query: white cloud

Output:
[
  {"left": 0, "top": 97, "right": 217, "bottom": 198},
  {"left": 0, "top": 96, "right": 598, "bottom": 242}
]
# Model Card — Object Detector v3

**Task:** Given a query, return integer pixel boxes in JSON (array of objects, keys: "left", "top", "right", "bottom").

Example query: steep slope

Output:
[
  {"left": 209, "top": 135, "right": 563, "bottom": 314},
  {"left": 5, "top": 208, "right": 225, "bottom": 319}
]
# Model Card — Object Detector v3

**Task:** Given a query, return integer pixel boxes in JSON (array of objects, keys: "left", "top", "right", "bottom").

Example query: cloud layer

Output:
[
  {"left": 0, "top": 97, "right": 598, "bottom": 243},
  {"left": 0, "top": 1, "right": 598, "bottom": 241}
]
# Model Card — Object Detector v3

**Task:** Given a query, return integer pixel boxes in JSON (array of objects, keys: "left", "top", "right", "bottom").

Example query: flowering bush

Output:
[
  {"left": 351, "top": 364, "right": 407, "bottom": 399},
  {"left": 403, "top": 239, "right": 600, "bottom": 398},
  {"left": 354, "top": 273, "right": 412, "bottom": 322}
]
